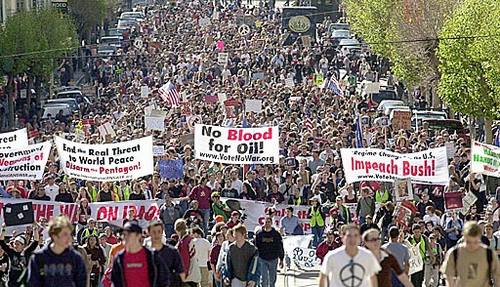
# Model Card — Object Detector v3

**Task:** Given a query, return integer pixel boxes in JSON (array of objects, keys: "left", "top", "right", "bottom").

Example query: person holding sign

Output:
[{"left": 363, "top": 229, "right": 414, "bottom": 287}]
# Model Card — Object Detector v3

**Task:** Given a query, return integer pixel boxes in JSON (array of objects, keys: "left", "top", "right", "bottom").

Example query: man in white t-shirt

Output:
[
  {"left": 43, "top": 176, "right": 59, "bottom": 201},
  {"left": 319, "top": 224, "right": 381, "bottom": 287},
  {"left": 192, "top": 227, "right": 211, "bottom": 287}
]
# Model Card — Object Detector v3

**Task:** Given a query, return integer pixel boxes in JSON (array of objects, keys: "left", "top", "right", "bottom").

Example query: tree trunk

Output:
[
  {"left": 7, "top": 74, "right": 15, "bottom": 129},
  {"left": 469, "top": 117, "right": 476, "bottom": 140},
  {"left": 484, "top": 118, "right": 493, "bottom": 144}
]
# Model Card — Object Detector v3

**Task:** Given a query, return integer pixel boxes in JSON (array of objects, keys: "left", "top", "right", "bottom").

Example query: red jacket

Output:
[{"left": 316, "top": 238, "right": 342, "bottom": 263}]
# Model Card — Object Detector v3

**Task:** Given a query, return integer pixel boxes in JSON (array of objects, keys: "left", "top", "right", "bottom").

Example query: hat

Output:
[
  {"left": 123, "top": 220, "right": 142, "bottom": 234},
  {"left": 14, "top": 236, "right": 26, "bottom": 245},
  {"left": 231, "top": 211, "right": 240, "bottom": 217},
  {"left": 215, "top": 215, "right": 225, "bottom": 223},
  {"left": 329, "top": 207, "right": 338, "bottom": 215},
  {"left": 211, "top": 192, "right": 221, "bottom": 198}
]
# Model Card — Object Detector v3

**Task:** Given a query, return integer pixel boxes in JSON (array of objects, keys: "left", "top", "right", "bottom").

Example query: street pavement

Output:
[{"left": 276, "top": 269, "right": 320, "bottom": 287}]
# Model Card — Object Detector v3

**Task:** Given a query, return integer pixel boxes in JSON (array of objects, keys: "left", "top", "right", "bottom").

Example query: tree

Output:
[
  {"left": 68, "top": 0, "right": 107, "bottom": 41},
  {"left": 437, "top": 0, "right": 500, "bottom": 142},
  {"left": 0, "top": 9, "right": 78, "bottom": 128},
  {"left": 344, "top": 0, "right": 461, "bottom": 106}
]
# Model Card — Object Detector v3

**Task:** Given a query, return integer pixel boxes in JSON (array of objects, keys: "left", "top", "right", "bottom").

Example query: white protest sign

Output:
[
  {"left": 282, "top": 235, "right": 319, "bottom": 269},
  {"left": 407, "top": 243, "right": 424, "bottom": 275},
  {"left": 153, "top": 145, "right": 165, "bottom": 156},
  {"left": 199, "top": 17, "right": 211, "bottom": 26},
  {"left": 462, "top": 192, "right": 478, "bottom": 213},
  {"left": 98, "top": 123, "right": 116, "bottom": 138},
  {"left": 0, "top": 142, "right": 51, "bottom": 180},
  {"left": 217, "top": 93, "right": 227, "bottom": 103},
  {"left": 188, "top": 115, "right": 202, "bottom": 130},
  {"left": 394, "top": 178, "right": 413, "bottom": 201},
  {"left": 285, "top": 78, "right": 294, "bottom": 88},
  {"left": 245, "top": 99, "right": 262, "bottom": 113},
  {"left": 340, "top": 147, "right": 449, "bottom": 185},
  {"left": 0, "top": 129, "right": 28, "bottom": 150},
  {"left": 471, "top": 141, "right": 500, "bottom": 177},
  {"left": 445, "top": 142, "right": 456, "bottom": 159},
  {"left": 141, "top": 86, "right": 150, "bottom": 98},
  {"left": 218, "top": 53, "right": 229, "bottom": 66},
  {"left": 144, "top": 116, "right": 165, "bottom": 131},
  {"left": 227, "top": 198, "right": 311, "bottom": 233},
  {"left": 134, "top": 38, "right": 143, "bottom": 49},
  {"left": 364, "top": 82, "right": 380, "bottom": 94},
  {"left": 195, "top": 124, "right": 279, "bottom": 164},
  {"left": 55, "top": 136, "right": 154, "bottom": 181}
]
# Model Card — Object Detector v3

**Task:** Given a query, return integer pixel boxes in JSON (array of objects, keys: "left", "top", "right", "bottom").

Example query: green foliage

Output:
[
  {"left": 0, "top": 9, "right": 78, "bottom": 79},
  {"left": 344, "top": 0, "right": 460, "bottom": 87},
  {"left": 437, "top": 0, "right": 500, "bottom": 119},
  {"left": 68, "top": 0, "right": 107, "bottom": 40}
]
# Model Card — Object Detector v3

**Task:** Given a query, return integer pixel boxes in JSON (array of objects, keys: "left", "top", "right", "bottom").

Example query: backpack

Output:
[{"left": 453, "top": 246, "right": 494, "bottom": 286}]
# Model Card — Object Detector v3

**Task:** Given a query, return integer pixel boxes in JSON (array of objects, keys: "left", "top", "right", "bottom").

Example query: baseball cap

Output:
[{"left": 123, "top": 220, "right": 142, "bottom": 234}]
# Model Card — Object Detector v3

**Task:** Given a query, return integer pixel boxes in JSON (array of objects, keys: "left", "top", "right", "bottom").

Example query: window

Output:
[{"left": 16, "top": 0, "right": 25, "bottom": 12}]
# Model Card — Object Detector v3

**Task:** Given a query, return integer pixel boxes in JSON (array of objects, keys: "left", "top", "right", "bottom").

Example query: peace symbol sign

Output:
[
  {"left": 339, "top": 262, "right": 365, "bottom": 287},
  {"left": 239, "top": 24, "right": 251, "bottom": 36}
]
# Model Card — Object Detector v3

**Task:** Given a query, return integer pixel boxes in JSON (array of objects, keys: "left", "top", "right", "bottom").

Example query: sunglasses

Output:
[{"left": 365, "top": 237, "right": 381, "bottom": 242}]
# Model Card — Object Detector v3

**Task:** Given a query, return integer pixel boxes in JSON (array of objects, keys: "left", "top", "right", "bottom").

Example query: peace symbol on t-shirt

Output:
[{"left": 339, "top": 261, "right": 366, "bottom": 287}]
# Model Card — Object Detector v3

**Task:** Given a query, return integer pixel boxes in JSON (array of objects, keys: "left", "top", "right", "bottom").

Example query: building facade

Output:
[{"left": 0, "top": 0, "right": 53, "bottom": 24}]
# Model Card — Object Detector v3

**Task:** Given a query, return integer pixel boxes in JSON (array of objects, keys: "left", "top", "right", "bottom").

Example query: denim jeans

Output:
[
  {"left": 311, "top": 226, "right": 324, "bottom": 247},
  {"left": 199, "top": 208, "right": 211, "bottom": 233},
  {"left": 259, "top": 257, "right": 278, "bottom": 287},
  {"left": 164, "top": 223, "right": 175, "bottom": 239}
]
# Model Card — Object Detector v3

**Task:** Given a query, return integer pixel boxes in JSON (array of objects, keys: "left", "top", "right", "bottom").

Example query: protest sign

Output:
[
  {"left": 55, "top": 136, "right": 154, "bottom": 181},
  {"left": 218, "top": 52, "right": 229, "bottom": 66},
  {"left": 363, "top": 82, "right": 380, "bottom": 94},
  {"left": 462, "top": 192, "right": 478, "bottom": 214},
  {"left": 2, "top": 202, "right": 34, "bottom": 226},
  {"left": 301, "top": 35, "right": 312, "bottom": 47},
  {"left": 444, "top": 192, "right": 463, "bottom": 211},
  {"left": 0, "top": 199, "right": 78, "bottom": 231},
  {"left": 144, "top": 116, "right": 165, "bottom": 131},
  {"left": 195, "top": 124, "right": 279, "bottom": 164},
  {"left": 223, "top": 198, "right": 311, "bottom": 233},
  {"left": 90, "top": 200, "right": 161, "bottom": 228},
  {"left": 251, "top": 72, "right": 265, "bottom": 81},
  {"left": 141, "top": 86, "right": 150, "bottom": 98},
  {"left": 245, "top": 99, "right": 262, "bottom": 113},
  {"left": 0, "top": 142, "right": 51, "bottom": 180},
  {"left": 407, "top": 243, "right": 424, "bottom": 275},
  {"left": 0, "top": 128, "right": 28, "bottom": 150},
  {"left": 180, "top": 133, "right": 195, "bottom": 146},
  {"left": 204, "top": 95, "right": 218, "bottom": 104},
  {"left": 394, "top": 178, "right": 413, "bottom": 201},
  {"left": 152, "top": 145, "right": 165, "bottom": 156},
  {"left": 159, "top": 159, "right": 184, "bottom": 179},
  {"left": 391, "top": 110, "right": 412, "bottom": 130},
  {"left": 217, "top": 93, "right": 227, "bottom": 103},
  {"left": 199, "top": 17, "right": 211, "bottom": 26},
  {"left": 340, "top": 147, "right": 449, "bottom": 185},
  {"left": 97, "top": 123, "right": 116, "bottom": 138},
  {"left": 188, "top": 115, "right": 202, "bottom": 130},
  {"left": 283, "top": 235, "right": 320, "bottom": 269},
  {"left": 285, "top": 78, "right": 294, "bottom": 88},
  {"left": 471, "top": 141, "right": 500, "bottom": 177},
  {"left": 445, "top": 142, "right": 456, "bottom": 159}
]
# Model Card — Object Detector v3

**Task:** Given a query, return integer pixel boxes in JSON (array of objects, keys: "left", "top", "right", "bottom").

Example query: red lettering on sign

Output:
[{"left": 227, "top": 127, "right": 273, "bottom": 141}]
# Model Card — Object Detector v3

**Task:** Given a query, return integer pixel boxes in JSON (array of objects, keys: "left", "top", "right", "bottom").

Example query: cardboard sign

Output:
[
  {"left": 218, "top": 53, "right": 229, "bottom": 66},
  {"left": 152, "top": 145, "right": 165, "bottom": 156},
  {"left": 245, "top": 99, "right": 262, "bottom": 113},
  {"left": 462, "top": 192, "right": 478, "bottom": 213},
  {"left": 55, "top": 136, "right": 154, "bottom": 181},
  {"left": 194, "top": 124, "right": 279, "bottom": 164},
  {"left": 0, "top": 129, "right": 28, "bottom": 150},
  {"left": 394, "top": 178, "right": 414, "bottom": 201},
  {"left": 408, "top": 243, "right": 424, "bottom": 275},
  {"left": 0, "top": 142, "right": 51, "bottom": 180},
  {"left": 471, "top": 141, "right": 500, "bottom": 177},
  {"left": 159, "top": 159, "right": 184, "bottom": 179},
  {"left": 392, "top": 110, "right": 412, "bottom": 130},
  {"left": 144, "top": 116, "right": 165, "bottom": 131},
  {"left": 141, "top": 86, "right": 150, "bottom": 98},
  {"left": 340, "top": 147, "right": 449, "bottom": 185}
]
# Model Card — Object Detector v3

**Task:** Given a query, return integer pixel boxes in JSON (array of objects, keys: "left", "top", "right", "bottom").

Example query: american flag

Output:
[
  {"left": 158, "top": 81, "right": 181, "bottom": 107},
  {"left": 303, "top": 118, "right": 313, "bottom": 132},
  {"left": 322, "top": 75, "right": 344, "bottom": 97}
]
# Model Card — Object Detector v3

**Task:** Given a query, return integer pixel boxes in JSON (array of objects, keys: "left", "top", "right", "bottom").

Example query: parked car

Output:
[
  {"left": 377, "top": 100, "right": 405, "bottom": 112},
  {"left": 99, "top": 36, "right": 123, "bottom": 48},
  {"left": 42, "top": 104, "right": 72, "bottom": 119},
  {"left": 117, "top": 18, "right": 139, "bottom": 29},
  {"left": 422, "top": 119, "right": 470, "bottom": 143},
  {"left": 331, "top": 29, "right": 351, "bottom": 46},
  {"left": 97, "top": 45, "right": 118, "bottom": 58},
  {"left": 45, "top": 98, "right": 79, "bottom": 111},
  {"left": 370, "top": 89, "right": 401, "bottom": 104},
  {"left": 412, "top": 110, "right": 448, "bottom": 127},
  {"left": 56, "top": 90, "right": 92, "bottom": 106},
  {"left": 120, "top": 11, "right": 145, "bottom": 22},
  {"left": 338, "top": 38, "right": 361, "bottom": 52},
  {"left": 328, "top": 22, "right": 349, "bottom": 33}
]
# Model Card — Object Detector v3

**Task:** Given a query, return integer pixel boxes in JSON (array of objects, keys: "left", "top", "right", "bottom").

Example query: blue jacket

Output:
[
  {"left": 28, "top": 245, "right": 87, "bottom": 287},
  {"left": 224, "top": 241, "right": 260, "bottom": 283}
]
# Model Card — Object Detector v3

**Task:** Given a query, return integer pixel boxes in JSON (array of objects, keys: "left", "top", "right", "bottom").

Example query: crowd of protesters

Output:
[{"left": 0, "top": 0, "right": 499, "bottom": 286}]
